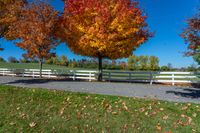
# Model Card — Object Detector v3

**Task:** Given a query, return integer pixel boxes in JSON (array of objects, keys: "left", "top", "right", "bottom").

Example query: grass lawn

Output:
[
  {"left": 0, "top": 62, "right": 83, "bottom": 70},
  {"left": 0, "top": 85, "right": 199, "bottom": 132}
]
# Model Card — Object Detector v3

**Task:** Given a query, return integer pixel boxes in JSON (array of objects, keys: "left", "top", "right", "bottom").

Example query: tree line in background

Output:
[{"left": 0, "top": 55, "right": 199, "bottom": 71}]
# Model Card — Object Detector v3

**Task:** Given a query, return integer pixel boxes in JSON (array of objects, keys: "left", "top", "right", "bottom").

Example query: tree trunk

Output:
[
  {"left": 98, "top": 56, "right": 103, "bottom": 81},
  {"left": 39, "top": 60, "right": 43, "bottom": 78}
]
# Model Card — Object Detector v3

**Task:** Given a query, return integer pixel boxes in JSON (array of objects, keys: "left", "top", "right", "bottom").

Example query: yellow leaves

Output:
[
  {"left": 156, "top": 123, "right": 162, "bottom": 131},
  {"left": 61, "top": 0, "right": 150, "bottom": 59},
  {"left": 77, "top": 111, "right": 81, "bottom": 119},
  {"left": 159, "top": 108, "right": 164, "bottom": 111},
  {"left": 181, "top": 106, "right": 189, "bottom": 110},
  {"left": 162, "top": 115, "right": 169, "bottom": 120},
  {"left": 60, "top": 107, "right": 65, "bottom": 116},
  {"left": 76, "top": 24, "right": 85, "bottom": 33},
  {"left": 192, "top": 113, "right": 197, "bottom": 118},
  {"left": 111, "top": 111, "right": 118, "bottom": 115},
  {"left": 177, "top": 114, "right": 192, "bottom": 126},
  {"left": 122, "top": 102, "right": 128, "bottom": 111},
  {"left": 29, "top": 122, "right": 37, "bottom": 128}
]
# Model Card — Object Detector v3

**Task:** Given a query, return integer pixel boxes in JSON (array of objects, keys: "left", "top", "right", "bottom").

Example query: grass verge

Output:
[{"left": 0, "top": 85, "right": 199, "bottom": 132}]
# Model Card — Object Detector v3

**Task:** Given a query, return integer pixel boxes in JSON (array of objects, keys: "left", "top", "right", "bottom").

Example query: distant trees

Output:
[
  {"left": 46, "top": 55, "right": 69, "bottom": 66},
  {"left": 128, "top": 55, "right": 159, "bottom": 71},
  {"left": 139, "top": 56, "right": 149, "bottom": 70},
  {"left": 149, "top": 56, "right": 159, "bottom": 71},
  {"left": 0, "top": 57, "right": 6, "bottom": 62},
  {"left": 8, "top": 56, "right": 18, "bottom": 63},
  {"left": 160, "top": 66, "right": 170, "bottom": 71},
  {"left": 128, "top": 55, "right": 139, "bottom": 70}
]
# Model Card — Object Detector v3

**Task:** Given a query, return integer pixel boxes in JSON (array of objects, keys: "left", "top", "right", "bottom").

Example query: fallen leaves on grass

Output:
[
  {"left": 60, "top": 107, "right": 65, "bottom": 116},
  {"left": 181, "top": 106, "right": 189, "bottom": 110},
  {"left": 139, "top": 107, "right": 145, "bottom": 113},
  {"left": 29, "top": 122, "right": 36, "bottom": 128},
  {"left": 192, "top": 113, "right": 197, "bottom": 118},
  {"left": 156, "top": 123, "right": 162, "bottom": 131},
  {"left": 160, "top": 108, "right": 164, "bottom": 111},
  {"left": 177, "top": 114, "right": 192, "bottom": 126},
  {"left": 162, "top": 115, "right": 169, "bottom": 120},
  {"left": 112, "top": 112, "right": 118, "bottom": 115},
  {"left": 122, "top": 102, "right": 128, "bottom": 111}
]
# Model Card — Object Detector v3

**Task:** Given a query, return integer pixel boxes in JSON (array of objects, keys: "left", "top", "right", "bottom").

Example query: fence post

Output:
[
  {"left": 49, "top": 70, "right": 51, "bottom": 78},
  {"left": 129, "top": 72, "right": 131, "bottom": 83},
  {"left": 89, "top": 72, "right": 92, "bottom": 82},
  {"left": 12, "top": 69, "right": 14, "bottom": 77},
  {"left": 73, "top": 70, "right": 76, "bottom": 81},
  {"left": 3, "top": 69, "right": 4, "bottom": 76},
  {"left": 109, "top": 72, "right": 111, "bottom": 82},
  {"left": 33, "top": 70, "right": 35, "bottom": 78},
  {"left": 150, "top": 72, "right": 153, "bottom": 85},
  {"left": 172, "top": 73, "right": 175, "bottom": 86}
]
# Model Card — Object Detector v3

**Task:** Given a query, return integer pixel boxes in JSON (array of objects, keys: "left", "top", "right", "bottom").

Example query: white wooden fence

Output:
[
  {"left": 0, "top": 68, "right": 97, "bottom": 81},
  {"left": 0, "top": 68, "right": 57, "bottom": 78},
  {"left": 153, "top": 71, "right": 200, "bottom": 85},
  {"left": 103, "top": 71, "right": 200, "bottom": 85},
  {"left": 69, "top": 70, "right": 97, "bottom": 81},
  {"left": 0, "top": 68, "right": 199, "bottom": 85}
]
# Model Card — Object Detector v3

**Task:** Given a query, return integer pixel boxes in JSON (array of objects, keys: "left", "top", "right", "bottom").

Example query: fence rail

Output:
[
  {"left": 0, "top": 68, "right": 57, "bottom": 78},
  {"left": 0, "top": 68, "right": 199, "bottom": 85},
  {"left": 69, "top": 70, "right": 97, "bottom": 81},
  {"left": 103, "top": 71, "right": 200, "bottom": 85}
]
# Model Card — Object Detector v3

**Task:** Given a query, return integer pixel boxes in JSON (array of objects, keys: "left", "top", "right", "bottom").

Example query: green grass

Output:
[
  {"left": 0, "top": 62, "right": 84, "bottom": 70},
  {"left": 0, "top": 85, "right": 199, "bottom": 132}
]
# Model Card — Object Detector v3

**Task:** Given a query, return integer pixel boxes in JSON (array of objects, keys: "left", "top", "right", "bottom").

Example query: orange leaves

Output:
[
  {"left": 0, "top": 0, "right": 26, "bottom": 38},
  {"left": 6, "top": 1, "right": 59, "bottom": 60},
  {"left": 156, "top": 123, "right": 162, "bottom": 131},
  {"left": 181, "top": 8, "right": 200, "bottom": 56},
  {"left": 61, "top": 0, "right": 151, "bottom": 59}
]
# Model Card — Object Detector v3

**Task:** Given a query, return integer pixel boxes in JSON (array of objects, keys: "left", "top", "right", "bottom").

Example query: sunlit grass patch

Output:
[{"left": 0, "top": 85, "right": 199, "bottom": 132}]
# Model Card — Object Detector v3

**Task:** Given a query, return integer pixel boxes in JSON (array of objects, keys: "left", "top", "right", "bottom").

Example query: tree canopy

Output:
[
  {"left": 181, "top": 9, "right": 200, "bottom": 64},
  {"left": 59, "top": 0, "right": 151, "bottom": 59},
  {"left": 5, "top": 1, "right": 59, "bottom": 77},
  {"left": 0, "top": 0, "right": 26, "bottom": 39}
]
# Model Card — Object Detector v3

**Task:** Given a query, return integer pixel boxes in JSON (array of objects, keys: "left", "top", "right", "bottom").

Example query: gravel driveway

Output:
[{"left": 0, "top": 76, "right": 199, "bottom": 104}]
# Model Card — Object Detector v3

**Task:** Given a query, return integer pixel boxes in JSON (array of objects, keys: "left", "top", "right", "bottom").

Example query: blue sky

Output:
[{"left": 0, "top": 0, "right": 199, "bottom": 68}]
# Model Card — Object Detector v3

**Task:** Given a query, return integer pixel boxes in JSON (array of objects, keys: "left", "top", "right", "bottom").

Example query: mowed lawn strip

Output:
[{"left": 0, "top": 85, "right": 199, "bottom": 133}]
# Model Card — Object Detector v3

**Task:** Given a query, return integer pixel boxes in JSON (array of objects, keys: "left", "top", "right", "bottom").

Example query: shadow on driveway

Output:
[
  {"left": 4, "top": 78, "right": 80, "bottom": 85},
  {"left": 166, "top": 87, "right": 200, "bottom": 99}
]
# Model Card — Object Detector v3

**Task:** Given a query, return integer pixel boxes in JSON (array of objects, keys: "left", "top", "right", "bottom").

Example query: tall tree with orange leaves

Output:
[
  {"left": 0, "top": 0, "right": 26, "bottom": 39},
  {"left": 59, "top": 0, "right": 151, "bottom": 81},
  {"left": 0, "top": 0, "right": 26, "bottom": 51},
  {"left": 6, "top": 1, "right": 59, "bottom": 77},
  {"left": 181, "top": 9, "right": 200, "bottom": 65}
]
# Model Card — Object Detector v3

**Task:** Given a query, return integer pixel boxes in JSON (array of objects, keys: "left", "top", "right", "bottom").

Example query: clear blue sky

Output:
[{"left": 0, "top": 0, "right": 199, "bottom": 68}]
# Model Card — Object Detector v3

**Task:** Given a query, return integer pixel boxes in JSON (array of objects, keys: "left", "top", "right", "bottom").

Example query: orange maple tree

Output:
[
  {"left": 59, "top": 0, "right": 151, "bottom": 80},
  {"left": 6, "top": 1, "right": 59, "bottom": 77},
  {"left": 0, "top": 0, "right": 26, "bottom": 52},
  {"left": 181, "top": 9, "right": 200, "bottom": 64},
  {"left": 0, "top": 0, "right": 26, "bottom": 39}
]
